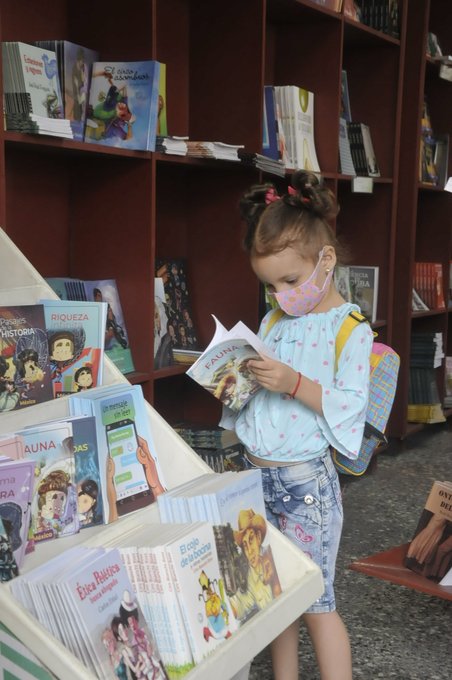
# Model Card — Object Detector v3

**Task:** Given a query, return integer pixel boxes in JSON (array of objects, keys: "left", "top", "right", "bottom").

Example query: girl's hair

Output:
[{"left": 239, "top": 170, "right": 345, "bottom": 263}]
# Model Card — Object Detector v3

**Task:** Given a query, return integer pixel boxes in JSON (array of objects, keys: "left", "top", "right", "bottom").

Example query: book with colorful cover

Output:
[
  {"left": 157, "top": 62, "right": 167, "bottom": 137},
  {"left": 186, "top": 315, "right": 276, "bottom": 412},
  {"left": 0, "top": 458, "right": 35, "bottom": 568},
  {"left": 18, "top": 419, "right": 80, "bottom": 544},
  {"left": 34, "top": 40, "right": 99, "bottom": 141},
  {"left": 71, "top": 415, "right": 104, "bottom": 528},
  {"left": 289, "top": 85, "right": 321, "bottom": 172},
  {"left": 164, "top": 521, "right": 239, "bottom": 664},
  {"left": 155, "top": 258, "right": 200, "bottom": 351},
  {"left": 41, "top": 298, "right": 107, "bottom": 397},
  {"left": 85, "top": 60, "right": 161, "bottom": 151},
  {"left": 69, "top": 384, "right": 166, "bottom": 522},
  {"left": 334, "top": 265, "right": 379, "bottom": 323},
  {"left": 0, "top": 304, "right": 54, "bottom": 412}
]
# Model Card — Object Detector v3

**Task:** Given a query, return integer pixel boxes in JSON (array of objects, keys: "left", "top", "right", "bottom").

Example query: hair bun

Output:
[{"left": 284, "top": 171, "right": 337, "bottom": 220}]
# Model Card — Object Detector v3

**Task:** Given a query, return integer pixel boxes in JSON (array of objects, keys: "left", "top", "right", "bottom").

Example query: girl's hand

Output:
[{"left": 248, "top": 356, "right": 298, "bottom": 395}]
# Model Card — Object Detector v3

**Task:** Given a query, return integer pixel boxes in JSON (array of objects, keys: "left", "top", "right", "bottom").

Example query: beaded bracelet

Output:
[{"left": 289, "top": 371, "right": 302, "bottom": 399}]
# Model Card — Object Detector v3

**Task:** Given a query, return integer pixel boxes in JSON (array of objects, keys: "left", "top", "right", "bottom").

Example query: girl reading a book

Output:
[{"left": 224, "top": 171, "right": 372, "bottom": 680}]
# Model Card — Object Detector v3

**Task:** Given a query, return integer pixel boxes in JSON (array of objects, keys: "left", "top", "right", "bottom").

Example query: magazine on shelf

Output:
[{"left": 186, "top": 315, "right": 276, "bottom": 412}]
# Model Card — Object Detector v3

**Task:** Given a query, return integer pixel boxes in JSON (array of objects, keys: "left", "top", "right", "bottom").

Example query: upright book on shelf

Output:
[{"left": 85, "top": 60, "right": 161, "bottom": 151}]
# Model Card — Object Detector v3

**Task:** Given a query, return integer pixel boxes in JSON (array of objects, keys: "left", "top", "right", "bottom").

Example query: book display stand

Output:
[{"left": 0, "top": 228, "right": 323, "bottom": 678}]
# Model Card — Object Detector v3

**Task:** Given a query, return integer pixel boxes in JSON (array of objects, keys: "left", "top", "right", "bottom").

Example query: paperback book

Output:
[
  {"left": 72, "top": 415, "right": 105, "bottom": 528},
  {"left": 41, "top": 299, "right": 107, "bottom": 397},
  {"left": 155, "top": 259, "right": 199, "bottom": 351},
  {"left": 405, "top": 480, "right": 452, "bottom": 582},
  {"left": 0, "top": 304, "right": 54, "bottom": 412},
  {"left": 334, "top": 266, "right": 379, "bottom": 323},
  {"left": 186, "top": 315, "right": 275, "bottom": 412},
  {"left": 69, "top": 384, "right": 166, "bottom": 522},
  {"left": 18, "top": 418, "right": 80, "bottom": 544},
  {"left": 85, "top": 60, "right": 161, "bottom": 151},
  {"left": 0, "top": 458, "right": 35, "bottom": 568}
]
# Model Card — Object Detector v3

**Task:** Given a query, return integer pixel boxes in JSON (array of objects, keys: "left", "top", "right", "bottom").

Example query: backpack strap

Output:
[
  {"left": 335, "top": 310, "right": 368, "bottom": 372},
  {"left": 263, "top": 307, "right": 285, "bottom": 339}
]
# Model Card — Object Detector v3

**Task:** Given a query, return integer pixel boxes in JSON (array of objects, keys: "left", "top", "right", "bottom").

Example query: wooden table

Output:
[{"left": 349, "top": 543, "right": 452, "bottom": 601}]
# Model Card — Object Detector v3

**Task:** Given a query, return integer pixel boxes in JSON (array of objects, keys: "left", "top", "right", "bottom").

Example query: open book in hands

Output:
[{"left": 186, "top": 315, "right": 276, "bottom": 411}]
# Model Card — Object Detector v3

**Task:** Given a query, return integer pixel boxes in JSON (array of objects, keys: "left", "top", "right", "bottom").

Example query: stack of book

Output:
[
  {"left": 173, "top": 424, "right": 247, "bottom": 472},
  {"left": 155, "top": 135, "right": 188, "bottom": 155},
  {"left": 408, "top": 332, "right": 445, "bottom": 424},
  {"left": 185, "top": 141, "right": 244, "bottom": 161},
  {"left": 238, "top": 149, "right": 286, "bottom": 177},
  {"left": 2, "top": 41, "right": 73, "bottom": 138}
]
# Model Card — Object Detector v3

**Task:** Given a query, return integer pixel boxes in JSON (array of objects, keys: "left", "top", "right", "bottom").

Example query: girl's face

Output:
[{"left": 251, "top": 246, "right": 317, "bottom": 295}]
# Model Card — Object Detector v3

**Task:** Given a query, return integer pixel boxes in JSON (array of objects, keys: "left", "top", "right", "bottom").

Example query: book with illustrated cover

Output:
[
  {"left": 157, "top": 62, "right": 167, "bottom": 137},
  {"left": 41, "top": 299, "right": 107, "bottom": 397},
  {"left": 71, "top": 415, "right": 104, "bottom": 528},
  {"left": 13, "top": 545, "right": 167, "bottom": 679},
  {"left": 164, "top": 521, "right": 239, "bottom": 665},
  {"left": 18, "top": 419, "right": 80, "bottom": 544},
  {"left": 69, "top": 384, "right": 166, "bottom": 523},
  {"left": 45, "top": 277, "right": 135, "bottom": 375},
  {"left": 405, "top": 480, "right": 452, "bottom": 583},
  {"left": 155, "top": 259, "right": 199, "bottom": 351},
  {"left": 34, "top": 40, "right": 99, "bottom": 141},
  {"left": 154, "top": 277, "right": 174, "bottom": 369},
  {"left": 288, "top": 85, "right": 321, "bottom": 172},
  {"left": 0, "top": 458, "right": 34, "bottom": 569},
  {"left": 0, "top": 304, "right": 54, "bottom": 412},
  {"left": 186, "top": 315, "right": 275, "bottom": 412},
  {"left": 338, "top": 117, "right": 356, "bottom": 176},
  {"left": 0, "top": 516, "right": 19, "bottom": 582},
  {"left": 159, "top": 469, "right": 283, "bottom": 622},
  {"left": 334, "top": 266, "right": 379, "bottom": 323},
  {"left": 85, "top": 60, "right": 161, "bottom": 151}
]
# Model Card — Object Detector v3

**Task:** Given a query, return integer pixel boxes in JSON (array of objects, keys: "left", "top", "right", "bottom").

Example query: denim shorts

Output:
[{"left": 244, "top": 452, "right": 343, "bottom": 613}]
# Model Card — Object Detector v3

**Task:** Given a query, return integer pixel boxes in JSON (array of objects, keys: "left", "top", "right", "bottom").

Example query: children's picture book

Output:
[
  {"left": 155, "top": 259, "right": 199, "bottom": 351},
  {"left": 45, "top": 277, "right": 135, "bottom": 375},
  {"left": 405, "top": 480, "right": 452, "bottom": 583},
  {"left": 18, "top": 419, "right": 80, "bottom": 544},
  {"left": 69, "top": 384, "right": 166, "bottom": 522},
  {"left": 34, "top": 40, "right": 99, "bottom": 141},
  {"left": 85, "top": 60, "right": 161, "bottom": 151},
  {"left": 0, "top": 304, "right": 54, "bottom": 412},
  {"left": 41, "top": 298, "right": 107, "bottom": 397},
  {"left": 71, "top": 415, "right": 104, "bottom": 528},
  {"left": 0, "top": 516, "right": 19, "bottom": 582},
  {"left": 0, "top": 458, "right": 35, "bottom": 569},
  {"left": 186, "top": 315, "right": 276, "bottom": 412},
  {"left": 164, "top": 521, "right": 239, "bottom": 664}
]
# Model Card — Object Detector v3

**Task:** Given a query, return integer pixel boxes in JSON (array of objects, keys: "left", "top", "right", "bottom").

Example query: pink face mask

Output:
[{"left": 274, "top": 250, "right": 333, "bottom": 317}]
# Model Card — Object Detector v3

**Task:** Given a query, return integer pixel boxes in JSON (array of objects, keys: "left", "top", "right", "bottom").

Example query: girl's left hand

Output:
[{"left": 248, "top": 356, "right": 297, "bottom": 395}]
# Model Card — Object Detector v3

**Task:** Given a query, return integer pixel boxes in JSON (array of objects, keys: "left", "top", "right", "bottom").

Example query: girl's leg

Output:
[
  {"left": 269, "top": 618, "right": 300, "bottom": 680},
  {"left": 303, "top": 610, "right": 352, "bottom": 680}
]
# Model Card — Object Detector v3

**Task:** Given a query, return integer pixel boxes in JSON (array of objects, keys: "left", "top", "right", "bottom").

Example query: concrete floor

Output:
[{"left": 249, "top": 422, "right": 452, "bottom": 679}]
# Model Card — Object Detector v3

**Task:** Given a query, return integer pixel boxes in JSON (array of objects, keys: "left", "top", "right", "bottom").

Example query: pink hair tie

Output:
[{"left": 265, "top": 188, "right": 280, "bottom": 204}]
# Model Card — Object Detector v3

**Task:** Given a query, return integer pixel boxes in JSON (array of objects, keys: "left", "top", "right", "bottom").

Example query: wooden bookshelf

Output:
[{"left": 0, "top": 3, "right": 450, "bottom": 432}]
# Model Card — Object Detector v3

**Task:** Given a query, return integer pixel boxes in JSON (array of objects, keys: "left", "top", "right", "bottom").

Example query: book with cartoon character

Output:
[
  {"left": 0, "top": 304, "right": 54, "bottom": 412},
  {"left": 164, "top": 521, "right": 239, "bottom": 665},
  {"left": 11, "top": 545, "right": 167, "bottom": 679},
  {"left": 84, "top": 60, "right": 161, "bottom": 151},
  {"left": 72, "top": 415, "right": 104, "bottom": 528},
  {"left": 186, "top": 315, "right": 276, "bottom": 412},
  {"left": 0, "top": 458, "right": 34, "bottom": 569},
  {"left": 41, "top": 298, "right": 107, "bottom": 397},
  {"left": 18, "top": 419, "right": 80, "bottom": 544}
]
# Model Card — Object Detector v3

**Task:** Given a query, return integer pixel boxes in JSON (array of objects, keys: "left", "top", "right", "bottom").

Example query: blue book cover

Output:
[
  {"left": 85, "top": 60, "right": 161, "bottom": 151},
  {"left": 262, "top": 85, "right": 280, "bottom": 160},
  {"left": 72, "top": 415, "right": 104, "bottom": 528},
  {"left": 41, "top": 299, "right": 107, "bottom": 397},
  {"left": 69, "top": 384, "right": 166, "bottom": 522}
]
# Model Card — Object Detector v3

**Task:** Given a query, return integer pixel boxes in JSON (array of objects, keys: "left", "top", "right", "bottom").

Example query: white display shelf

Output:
[{"left": 0, "top": 228, "right": 324, "bottom": 679}]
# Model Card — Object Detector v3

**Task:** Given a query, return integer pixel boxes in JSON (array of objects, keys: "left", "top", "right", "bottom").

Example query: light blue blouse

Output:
[{"left": 228, "top": 303, "right": 373, "bottom": 464}]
